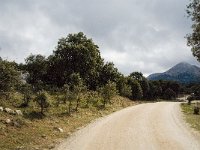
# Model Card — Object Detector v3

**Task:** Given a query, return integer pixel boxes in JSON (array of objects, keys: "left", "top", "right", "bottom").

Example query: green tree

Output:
[
  {"left": 140, "top": 78, "right": 150, "bottom": 99},
  {"left": 117, "top": 76, "right": 132, "bottom": 98},
  {"left": 129, "top": 72, "right": 144, "bottom": 81},
  {"left": 49, "top": 32, "right": 104, "bottom": 89},
  {"left": 19, "top": 83, "right": 32, "bottom": 107},
  {"left": 129, "top": 72, "right": 149, "bottom": 99},
  {"left": 163, "top": 88, "right": 176, "bottom": 100},
  {"left": 186, "top": 0, "right": 200, "bottom": 61},
  {"left": 0, "top": 59, "right": 21, "bottom": 94},
  {"left": 100, "top": 62, "right": 121, "bottom": 85},
  {"left": 35, "top": 91, "right": 50, "bottom": 114},
  {"left": 99, "top": 81, "right": 118, "bottom": 107},
  {"left": 25, "top": 54, "right": 47, "bottom": 86},
  {"left": 62, "top": 84, "right": 74, "bottom": 114},
  {"left": 68, "top": 73, "right": 86, "bottom": 111},
  {"left": 128, "top": 77, "right": 143, "bottom": 100},
  {"left": 147, "top": 81, "right": 162, "bottom": 100}
]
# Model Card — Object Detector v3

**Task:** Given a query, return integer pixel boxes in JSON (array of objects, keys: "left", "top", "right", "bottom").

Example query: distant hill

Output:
[{"left": 147, "top": 62, "right": 200, "bottom": 84}]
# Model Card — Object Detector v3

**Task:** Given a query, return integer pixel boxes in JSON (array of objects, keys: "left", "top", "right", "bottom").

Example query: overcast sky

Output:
[{"left": 0, "top": 0, "right": 199, "bottom": 76}]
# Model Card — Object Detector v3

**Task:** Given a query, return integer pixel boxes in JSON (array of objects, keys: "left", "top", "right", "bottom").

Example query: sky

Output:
[{"left": 0, "top": 0, "right": 199, "bottom": 76}]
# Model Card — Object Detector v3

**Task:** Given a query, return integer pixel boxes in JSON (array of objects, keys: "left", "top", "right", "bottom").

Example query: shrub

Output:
[
  {"left": 98, "top": 81, "right": 118, "bottom": 107},
  {"left": 194, "top": 106, "right": 199, "bottom": 115},
  {"left": 34, "top": 91, "right": 50, "bottom": 115},
  {"left": 163, "top": 88, "right": 176, "bottom": 100}
]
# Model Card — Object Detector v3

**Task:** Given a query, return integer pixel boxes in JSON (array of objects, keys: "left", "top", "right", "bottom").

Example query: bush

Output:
[
  {"left": 98, "top": 81, "right": 118, "bottom": 107},
  {"left": 34, "top": 91, "right": 50, "bottom": 115},
  {"left": 194, "top": 106, "right": 199, "bottom": 115},
  {"left": 163, "top": 88, "right": 176, "bottom": 100}
]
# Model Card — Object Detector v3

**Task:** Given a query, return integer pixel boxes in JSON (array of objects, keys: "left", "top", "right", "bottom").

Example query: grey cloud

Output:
[{"left": 0, "top": 0, "right": 199, "bottom": 76}]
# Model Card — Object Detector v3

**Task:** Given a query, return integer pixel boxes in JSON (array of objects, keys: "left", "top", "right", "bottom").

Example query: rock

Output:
[
  {"left": 67, "top": 132, "right": 72, "bottom": 136},
  {"left": 48, "top": 144, "right": 55, "bottom": 149},
  {"left": 5, "top": 119, "right": 11, "bottom": 124},
  {"left": 4, "top": 108, "right": 15, "bottom": 114},
  {"left": 16, "top": 146, "right": 25, "bottom": 150},
  {"left": 15, "top": 110, "right": 23, "bottom": 115},
  {"left": 54, "top": 127, "right": 64, "bottom": 133},
  {"left": 0, "top": 106, "right": 3, "bottom": 111},
  {"left": 13, "top": 121, "right": 21, "bottom": 128},
  {"left": 41, "top": 134, "right": 47, "bottom": 138}
]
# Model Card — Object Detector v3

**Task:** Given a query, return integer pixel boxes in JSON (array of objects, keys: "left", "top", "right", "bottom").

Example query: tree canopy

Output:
[
  {"left": 186, "top": 0, "right": 200, "bottom": 61},
  {"left": 47, "top": 32, "right": 104, "bottom": 89}
]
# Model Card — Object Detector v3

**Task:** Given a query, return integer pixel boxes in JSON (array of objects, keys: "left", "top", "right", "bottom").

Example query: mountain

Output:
[{"left": 147, "top": 62, "right": 200, "bottom": 84}]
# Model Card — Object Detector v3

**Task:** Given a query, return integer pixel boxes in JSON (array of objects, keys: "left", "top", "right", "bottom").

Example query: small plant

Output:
[
  {"left": 194, "top": 106, "right": 199, "bottom": 115},
  {"left": 34, "top": 91, "right": 49, "bottom": 115},
  {"left": 19, "top": 84, "right": 32, "bottom": 107},
  {"left": 163, "top": 88, "right": 176, "bottom": 100},
  {"left": 98, "top": 81, "right": 118, "bottom": 107}
]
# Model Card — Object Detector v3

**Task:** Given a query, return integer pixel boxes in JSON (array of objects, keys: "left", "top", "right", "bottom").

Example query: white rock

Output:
[
  {"left": 0, "top": 106, "right": 3, "bottom": 112},
  {"left": 5, "top": 108, "right": 12, "bottom": 113},
  {"left": 58, "top": 128, "right": 64, "bottom": 132},
  {"left": 54, "top": 127, "right": 64, "bottom": 133},
  {"left": 4, "top": 108, "right": 15, "bottom": 115},
  {"left": 5, "top": 119, "right": 11, "bottom": 124},
  {"left": 15, "top": 110, "right": 23, "bottom": 115}
]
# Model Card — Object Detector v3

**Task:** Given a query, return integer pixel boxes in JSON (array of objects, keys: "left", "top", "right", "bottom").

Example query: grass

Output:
[
  {"left": 181, "top": 102, "right": 200, "bottom": 132},
  {"left": 0, "top": 94, "right": 135, "bottom": 150}
]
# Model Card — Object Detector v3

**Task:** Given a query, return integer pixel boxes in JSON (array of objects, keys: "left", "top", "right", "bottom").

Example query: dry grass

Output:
[
  {"left": 181, "top": 102, "right": 200, "bottom": 132},
  {"left": 0, "top": 95, "right": 135, "bottom": 150}
]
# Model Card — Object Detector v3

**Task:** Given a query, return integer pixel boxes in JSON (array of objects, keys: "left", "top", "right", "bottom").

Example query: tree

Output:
[
  {"left": 129, "top": 72, "right": 144, "bottom": 81},
  {"left": 129, "top": 72, "right": 149, "bottom": 99},
  {"left": 62, "top": 84, "right": 74, "bottom": 114},
  {"left": 0, "top": 59, "right": 21, "bottom": 94},
  {"left": 49, "top": 32, "right": 104, "bottom": 89},
  {"left": 186, "top": 0, "right": 200, "bottom": 61},
  {"left": 147, "top": 81, "right": 162, "bottom": 100},
  {"left": 117, "top": 76, "right": 132, "bottom": 98},
  {"left": 128, "top": 77, "right": 143, "bottom": 100},
  {"left": 163, "top": 88, "right": 176, "bottom": 100},
  {"left": 19, "top": 83, "right": 32, "bottom": 107},
  {"left": 99, "top": 81, "right": 118, "bottom": 107},
  {"left": 99, "top": 62, "right": 121, "bottom": 86},
  {"left": 35, "top": 91, "right": 50, "bottom": 114},
  {"left": 68, "top": 73, "right": 86, "bottom": 111},
  {"left": 25, "top": 54, "right": 47, "bottom": 86},
  {"left": 140, "top": 78, "right": 150, "bottom": 99}
]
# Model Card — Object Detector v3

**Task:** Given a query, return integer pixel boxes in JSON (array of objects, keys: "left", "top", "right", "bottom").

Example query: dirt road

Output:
[{"left": 55, "top": 102, "right": 200, "bottom": 150}]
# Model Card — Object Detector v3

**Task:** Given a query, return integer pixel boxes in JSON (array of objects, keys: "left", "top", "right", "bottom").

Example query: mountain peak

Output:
[{"left": 148, "top": 62, "right": 200, "bottom": 84}]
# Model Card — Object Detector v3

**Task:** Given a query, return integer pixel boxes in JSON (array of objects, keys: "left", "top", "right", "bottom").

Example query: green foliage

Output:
[
  {"left": 147, "top": 81, "right": 162, "bottom": 99},
  {"left": 98, "top": 81, "right": 118, "bottom": 107},
  {"left": 48, "top": 32, "right": 104, "bottom": 89},
  {"left": 186, "top": 0, "right": 200, "bottom": 61},
  {"left": 192, "top": 84, "right": 200, "bottom": 99},
  {"left": 65, "top": 73, "right": 87, "bottom": 112},
  {"left": 35, "top": 91, "right": 50, "bottom": 114},
  {"left": 85, "top": 91, "right": 101, "bottom": 107},
  {"left": 18, "top": 83, "right": 32, "bottom": 107},
  {"left": 140, "top": 78, "right": 150, "bottom": 99},
  {"left": 100, "top": 62, "right": 121, "bottom": 85},
  {"left": 128, "top": 72, "right": 149, "bottom": 99},
  {"left": 128, "top": 78, "right": 143, "bottom": 100},
  {"left": 129, "top": 72, "right": 144, "bottom": 81},
  {"left": 25, "top": 54, "right": 47, "bottom": 85},
  {"left": 163, "top": 88, "right": 176, "bottom": 100},
  {"left": 117, "top": 76, "right": 132, "bottom": 98},
  {"left": 0, "top": 59, "right": 21, "bottom": 93}
]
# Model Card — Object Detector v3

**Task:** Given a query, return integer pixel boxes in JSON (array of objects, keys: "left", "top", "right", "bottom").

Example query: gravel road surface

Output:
[{"left": 55, "top": 102, "right": 200, "bottom": 150}]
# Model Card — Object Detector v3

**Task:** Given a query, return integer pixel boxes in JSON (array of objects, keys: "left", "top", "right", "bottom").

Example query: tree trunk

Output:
[
  {"left": 75, "top": 97, "right": 80, "bottom": 111},
  {"left": 68, "top": 100, "right": 72, "bottom": 115}
]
